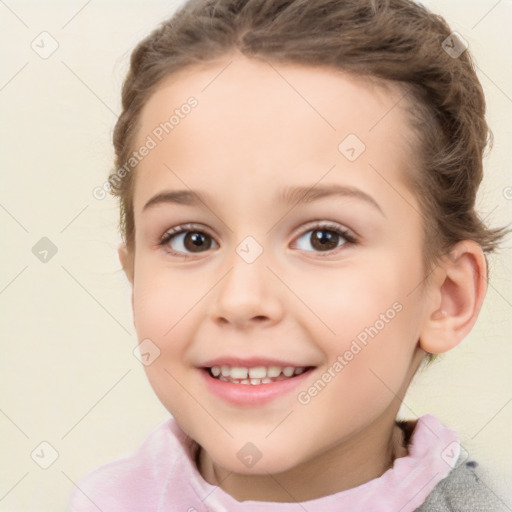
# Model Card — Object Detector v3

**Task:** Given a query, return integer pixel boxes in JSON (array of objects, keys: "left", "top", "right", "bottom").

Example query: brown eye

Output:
[
  {"left": 310, "top": 229, "right": 341, "bottom": 251},
  {"left": 293, "top": 223, "right": 355, "bottom": 254},
  {"left": 160, "top": 226, "right": 218, "bottom": 255},
  {"left": 181, "top": 232, "right": 213, "bottom": 252}
]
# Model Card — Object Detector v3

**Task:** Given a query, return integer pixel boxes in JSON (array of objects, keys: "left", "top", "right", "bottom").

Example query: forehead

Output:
[
  {"left": 137, "top": 56, "right": 410, "bottom": 140},
  {"left": 132, "top": 55, "right": 418, "bottom": 215}
]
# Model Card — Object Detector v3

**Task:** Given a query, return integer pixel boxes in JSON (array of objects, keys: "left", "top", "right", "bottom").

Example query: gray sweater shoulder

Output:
[{"left": 416, "top": 457, "right": 509, "bottom": 512}]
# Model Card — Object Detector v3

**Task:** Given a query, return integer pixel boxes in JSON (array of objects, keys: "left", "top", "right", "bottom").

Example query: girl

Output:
[{"left": 71, "top": 0, "right": 510, "bottom": 510}]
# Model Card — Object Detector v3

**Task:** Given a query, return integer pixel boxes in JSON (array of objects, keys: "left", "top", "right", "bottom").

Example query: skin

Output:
[{"left": 119, "top": 53, "right": 487, "bottom": 502}]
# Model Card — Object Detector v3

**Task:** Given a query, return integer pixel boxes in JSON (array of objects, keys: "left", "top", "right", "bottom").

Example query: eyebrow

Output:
[{"left": 142, "top": 184, "right": 385, "bottom": 217}]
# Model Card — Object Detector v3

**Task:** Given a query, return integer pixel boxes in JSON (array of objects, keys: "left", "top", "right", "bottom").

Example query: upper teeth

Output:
[{"left": 211, "top": 365, "right": 305, "bottom": 379}]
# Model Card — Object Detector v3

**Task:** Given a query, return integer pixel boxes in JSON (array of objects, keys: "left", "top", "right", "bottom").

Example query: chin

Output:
[{"left": 205, "top": 442, "right": 304, "bottom": 476}]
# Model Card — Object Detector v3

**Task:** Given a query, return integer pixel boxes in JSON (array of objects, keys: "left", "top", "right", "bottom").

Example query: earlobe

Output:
[{"left": 419, "top": 241, "right": 487, "bottom": 354}]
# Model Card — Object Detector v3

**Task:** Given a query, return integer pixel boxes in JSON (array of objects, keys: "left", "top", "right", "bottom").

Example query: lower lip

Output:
[{"left": 199, "top": 368, "right": 314, "bottom": 406}]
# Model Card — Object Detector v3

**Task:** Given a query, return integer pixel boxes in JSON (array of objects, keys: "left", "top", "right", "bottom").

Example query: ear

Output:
[
  {"left": 419, "top": 240, "right": 488, "bottom": 354},
  {"left": 118, "top": 243, "right": 134, "bottom": 284},
  {"left": 118, "top": 243, "right": 135, "bottom": 318}
]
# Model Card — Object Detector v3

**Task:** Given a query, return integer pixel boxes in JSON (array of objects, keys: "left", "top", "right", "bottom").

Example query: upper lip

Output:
[{"left": 200, "top": 357, "right": 315, "bottom": 368}]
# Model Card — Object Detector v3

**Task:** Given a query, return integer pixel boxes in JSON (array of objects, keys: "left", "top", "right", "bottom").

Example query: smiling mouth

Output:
[{"left": 205, "top": 365, "right": 315, "bottom": 385}]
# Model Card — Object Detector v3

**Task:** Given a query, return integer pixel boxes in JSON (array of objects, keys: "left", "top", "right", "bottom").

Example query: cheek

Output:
[
  {"left": 132, "top": 269, "right": 196, "bottom": 420},
  {"left": 132, "top": 261, "right": 196, "bottom": 344},
  {"left": 289, "top": 255, "right": 415, "bottom": 344},
  {"left": 291, "top": 252, "right": 424, "bottom": 387},
  {"left": 132, "top": 264, "right": 198, "bottom": 397}
]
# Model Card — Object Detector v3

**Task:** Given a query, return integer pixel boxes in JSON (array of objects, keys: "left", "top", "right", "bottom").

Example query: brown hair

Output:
[{"left": 111, "top": 0, "right": 509, "bottom": 290}]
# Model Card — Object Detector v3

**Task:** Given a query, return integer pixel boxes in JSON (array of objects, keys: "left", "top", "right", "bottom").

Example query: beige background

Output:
[{"left": 0, "top": 1, "right": 511, "bottom": 510}]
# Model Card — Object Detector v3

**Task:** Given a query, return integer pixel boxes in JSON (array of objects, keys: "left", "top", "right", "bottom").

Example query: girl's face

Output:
[{"left": 125, "top": 56, "right": 433, "bottom": 476}]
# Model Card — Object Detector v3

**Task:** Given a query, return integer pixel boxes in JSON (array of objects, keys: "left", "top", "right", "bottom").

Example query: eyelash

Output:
[{"left": 158, "top": 221, "right": 357, "bottom": 258}]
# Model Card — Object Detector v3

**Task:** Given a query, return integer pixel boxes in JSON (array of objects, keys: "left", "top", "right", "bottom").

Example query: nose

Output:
[{"left": 210, "top": 252, "right": 285, "bottom": 329}]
